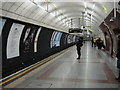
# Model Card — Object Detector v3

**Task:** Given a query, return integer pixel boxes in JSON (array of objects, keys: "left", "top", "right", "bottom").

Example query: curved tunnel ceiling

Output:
[{"left": 0, "top": 0, "right": 119, "bottom": 35}]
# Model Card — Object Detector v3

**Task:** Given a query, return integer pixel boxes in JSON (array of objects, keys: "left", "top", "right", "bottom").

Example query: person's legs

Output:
[
  {"left": 116, "top": 69, "right": 120, "bottom": 81},
  {"left": 77, "top": 48, "right": 81, "bottom": 59},
  {"left": 118, "top": 71, "right": 120, "bottom": 82},
  {"left": 98, "top": 46, "right": 101, "bottom": 49},
  {"left": 94, "top": 43, "right": 96, "bottom": 47},
  {"left": 92, "top": 42, "right": 93, "bottom": 47},
  {"left": 78, "top": 50, "right": 81, "bottom": 59}
]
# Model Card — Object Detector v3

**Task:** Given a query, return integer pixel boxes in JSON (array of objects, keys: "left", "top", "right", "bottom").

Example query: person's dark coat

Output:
[
  {"left": 76, "top": 40, "right": 83, "bottom": 50},
  {"left": 117, "top": 40, "right": 120, "bottom": 59},
  {"left": 96, "top": 39, "right": 104, "bottom": 49}
]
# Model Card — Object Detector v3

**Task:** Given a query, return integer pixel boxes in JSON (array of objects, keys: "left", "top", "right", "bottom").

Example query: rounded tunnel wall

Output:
[
  {"left": 99, "top": 9, "right": 120, "bottom": 57},
  {"left": 1, "top": 16, "right": 78, "bottom": 78}
]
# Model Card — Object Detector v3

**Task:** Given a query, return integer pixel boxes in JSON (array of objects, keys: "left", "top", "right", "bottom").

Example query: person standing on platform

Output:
[
  {"left": 83, "top": 38, "right": 86, "bottom": 43},
  {"left": 93, "top": 38, "right": 97, "bottom": 47},
  {"left": 91, "top": 37, "right": 94, "bottom": 47},
  {"left": 76, "top": 37, "right": 83, "bottom": 59},
  {"left": 116, "top": 35, "right": 120, "bottom": 82},
  {"left": 96, "top": 38, "right": 104, "bottom": 49}
]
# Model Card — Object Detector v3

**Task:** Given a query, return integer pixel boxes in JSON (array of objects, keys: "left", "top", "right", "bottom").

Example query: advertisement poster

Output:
[
  {"left": 7, "top": 23, "right": 25, "bottom": 59},
  {"left": 71, "top": 35, "right": 74, "bottom": 42},
  {"left": 67, "top": 35, "right": 72, "bottom": 44},
  {"left": 64, "top": 35, "right": 68, "bottom": 45},
  {"left": 22, "top": 26, "right": 38, "bottom": 54},
  {"left": 0, "top": 18, "right": 6, "bottom": 36},
  {"left": 34, "top": 27, "right": 42, "bottom": 52},
  {"left": 51, "top": 31, "right": 62, "bottom": 48},
  {"left": 73, "top": 36, "right": 77, "bottom": 42}
]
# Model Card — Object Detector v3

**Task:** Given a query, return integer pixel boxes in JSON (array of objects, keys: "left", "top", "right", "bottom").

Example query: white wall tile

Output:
[
  {"left": 2, "top": 2, "right": 14, "bottom": 11},
  {"left": 1, "top": 9, "right": 8, "bottom": 16},
  {"left": 9, "top": 4, "right": 18, "bottom": 12},
  {"left": 6, "top": 12, "right": 18, "bottom": 19}
]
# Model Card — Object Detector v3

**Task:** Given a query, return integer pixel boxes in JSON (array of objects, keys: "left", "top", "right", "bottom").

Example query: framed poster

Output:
[
  {"left": 34, "top": 27, "right": 42, "bottom": 52},
  {"left": 7, "top": 23, "right": 25, "bottom": 59},
  {"left": 0, "top": 18, "right": 6, "bottom": 36},
  {"left": 67, "top": 35, "right": 72, "bottom": 44},
  {"left": 71, "top": 35, "right": 74, "bottom": 42},
  {"left": 51, "top": 31, "right": 62, "bottom": 48},
  {"left": 22, "top": 26, "right": 38, "bottom": 54},
  {"left": 73, "top": 36, "right": 77, "bottom": 42},
  {"left": 64, "top": 34, "right": 68, "bottom": 45}
]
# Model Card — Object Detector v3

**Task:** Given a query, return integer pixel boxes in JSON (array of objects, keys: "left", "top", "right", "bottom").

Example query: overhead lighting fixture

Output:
[
  {"left": 91, "top": 2, "right": 95, "bottom": 16},
  {"left": 84, "top": 2, "right": 87, "bottom": 9},
  {"left": 92, "top": 3, "right": 96, "bottom": 9},
  {"left": 85, "top": 10, "right": 88, "bottom": 16},
  {"left": 91, "top": 10, "right": 94, "bottom": 15},
  {"left": 37, "top": 4, "right": 46, "bottom": 11},
  {"left": 86, "top": 16, "right": 87, "bottom": 20}
]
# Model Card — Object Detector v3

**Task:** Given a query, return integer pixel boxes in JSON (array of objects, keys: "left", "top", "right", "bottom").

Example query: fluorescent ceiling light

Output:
[
  {"left": 85, "top": 10, "right": 87, "bottom": 15},
  {"left": 50, "top": 12, "right": 55, "bottom": 16},
  {"left": 92, "top": 3, "right": 96, "bottom": 9},
  {"left": 37, "top": 4, "right": 46, "bottom": 11},
  {"left": 84, "top": 2, "right": 87, "bottom": 8},
  {"left": 91, "top": 10, "right": 94, "bottom": 15}
]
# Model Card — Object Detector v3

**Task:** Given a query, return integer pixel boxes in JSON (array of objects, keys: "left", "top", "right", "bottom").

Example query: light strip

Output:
[
  {"left": 84, "top": 2, "right": 87, "bottom": 9},
  {"left": 37, "top": 4, "right": 46, "bottom": 11},
  {"left": 85, "top": 10, "right": 87, "bottom": 16},
  {"left": 91, "top": 3, "right": 96, "bottom": 22},
  {"left": 92, "top": 3, "right": 96, "bottom": 9},
  {"left": 91, "top": 10, "right": 94, "bottom": 15}
]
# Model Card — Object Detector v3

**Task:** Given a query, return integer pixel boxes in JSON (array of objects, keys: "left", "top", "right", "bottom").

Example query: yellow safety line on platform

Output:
[
  {"left": 0, "top": 46, "right": 74, "bottom": 86},
  {"left": 0, "top": 59, "right": 50, "bottom": 86}
]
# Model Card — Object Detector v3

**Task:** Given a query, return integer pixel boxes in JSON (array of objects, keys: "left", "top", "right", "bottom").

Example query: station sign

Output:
[
  {"left": 69, "top": 28, "right": 83, "bottom": 33},
  {"left": 84, "top": 26, "right": 93, "bottom": 29}
]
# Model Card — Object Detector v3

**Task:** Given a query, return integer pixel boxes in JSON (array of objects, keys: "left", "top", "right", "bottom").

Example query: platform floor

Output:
[{"left": 5, "top": 41, "right": 120, "bottom": 88}]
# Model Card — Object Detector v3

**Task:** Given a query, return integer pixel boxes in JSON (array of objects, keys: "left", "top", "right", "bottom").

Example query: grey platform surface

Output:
[{"left": 5, "top": 41, "right": 120, "bottom": 88}]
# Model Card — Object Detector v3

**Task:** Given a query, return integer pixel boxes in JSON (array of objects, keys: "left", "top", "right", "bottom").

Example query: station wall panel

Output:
[
  {"left": 104, "top": 9, "right": 120, "bottom": 56},
  {"left": 99, "top": 22, "right": 113, "bottom": 55}
]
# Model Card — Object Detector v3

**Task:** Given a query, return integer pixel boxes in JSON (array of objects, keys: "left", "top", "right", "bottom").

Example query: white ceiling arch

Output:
[{"left": 1, "top": 0, "right": 119, "bottom": 34}]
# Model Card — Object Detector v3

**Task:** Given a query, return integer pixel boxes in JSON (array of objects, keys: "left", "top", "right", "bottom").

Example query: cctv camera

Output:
[{"left": 110, "top": 17, "right": 115, "bottom": 22}]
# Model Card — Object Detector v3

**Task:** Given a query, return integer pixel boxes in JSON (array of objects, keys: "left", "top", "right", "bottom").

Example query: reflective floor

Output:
[{"left": 5, "top": 41, "right": 120, "bottom": 88}]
